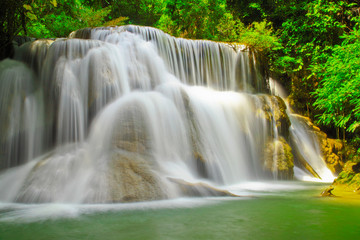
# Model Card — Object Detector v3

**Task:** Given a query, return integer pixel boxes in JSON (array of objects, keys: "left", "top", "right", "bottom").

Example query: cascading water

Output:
[
  {"left": 269, "top": 78, "right": 335, "bottom": 182},
  {"left": 0, "top": 25, "right": 333, "bottom": 204}
]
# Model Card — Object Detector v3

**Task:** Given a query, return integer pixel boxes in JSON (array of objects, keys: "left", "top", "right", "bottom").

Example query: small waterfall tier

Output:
[{"left": 0, "top": 26, "right": 333, "bottom": 203}]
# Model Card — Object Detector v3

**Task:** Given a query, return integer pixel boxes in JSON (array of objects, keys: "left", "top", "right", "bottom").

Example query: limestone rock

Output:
[
  {"left": 111, "top": 105, "right": 149, "bottom": 154},
  {"left": 264, "top": 137, "right": 294, "bottom": 179},
  {"left": 257, "top": 95, "right": 291, "bottom": 139},
  {"left": 194, "top": 152, "right": 209, "bottom": 179},
  {"left": 321, "top": 186, "right": 334, "bottom": 197},
  {"left": 107, "top": 152, "right": 167, "bottom": 203},
  {"left": 168, "top": 178, "right": 238, "bottom": 197},
  {"left": 333, "top": 161, "right": 360, "bottom": 192},
  {"left": 317, "top": 136, "right": 344, "bottom": 174}
]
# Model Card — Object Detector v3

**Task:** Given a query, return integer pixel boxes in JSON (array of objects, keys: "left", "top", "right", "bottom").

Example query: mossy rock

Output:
[
  {"left": 334, "top": 160, "right": 360, "bottom": 190},
  {"left": 257, "top": 95, "right": 291, "bottom": 139},
  {"left": 264, "top": 137, "right": 294, "bottom": 179}
]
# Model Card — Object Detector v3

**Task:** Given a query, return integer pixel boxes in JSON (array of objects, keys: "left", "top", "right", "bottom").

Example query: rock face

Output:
[
  {"left": 319, "top": 137, "right": 344, "bottom": 174},
  {"left": 112, "top": 106, "right": 149, "bottom": 155},
  {"left": 106, "top": 105, "right": 169, "bottom": 202},
  {"left": 333, "top": 161, "right": 360, "bottom": 191},
  {"left": 107, "top": 152, "right": 167, "bottom": 203},
  {"left": 264, "top": 137, "right": 294, "bottom": 179},
  {"left": 258, "top": 95, "right": 291, "bottom": 139},
  {"left": 256, "top": 95, "right": 294, "bottom": 179}
]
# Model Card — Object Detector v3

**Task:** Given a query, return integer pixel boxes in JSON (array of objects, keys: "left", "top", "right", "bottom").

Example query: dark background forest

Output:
[{"left": 1, "top": 0, "right": 360, "bottom": 154}]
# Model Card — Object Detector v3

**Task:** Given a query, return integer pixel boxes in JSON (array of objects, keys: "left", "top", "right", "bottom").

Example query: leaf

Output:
[
  {"left": 50, "top": 0, "right": 57, "bottom": 7},
  {"left": 349, "top": 122, "right": 360, "bottom": 132},
  {"left": 23, "top": 4, "right": 32, "bottom": 11},
  {"left": 26, "top": 12, "right": 38, "bottom": 21}
]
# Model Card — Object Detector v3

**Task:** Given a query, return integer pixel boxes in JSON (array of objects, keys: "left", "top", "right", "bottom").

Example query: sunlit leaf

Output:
[
  {"left": 23, "top": 4, "right": 32, "bottom": 11},
  {"left": 50, "top": 0, "right": 57, "bottom": 7}
]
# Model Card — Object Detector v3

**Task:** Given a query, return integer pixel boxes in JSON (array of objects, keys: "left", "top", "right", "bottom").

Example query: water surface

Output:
[{"left": 1, "top": 182, "right": 359, "bottom": 240}]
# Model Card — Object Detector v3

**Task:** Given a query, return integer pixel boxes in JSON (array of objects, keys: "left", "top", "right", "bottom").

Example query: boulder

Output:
[
  {"left": 321, "top": 186, "right": 335, "bottom": 197},
  {"left": 264, "top": 137, "right": 294, "bottom": 179},
  {"left": 111, "top": 105, "right": 150, "bottom": 155},
  {"left": 107, "top": 152, "right": 167, "bottom": 203}
]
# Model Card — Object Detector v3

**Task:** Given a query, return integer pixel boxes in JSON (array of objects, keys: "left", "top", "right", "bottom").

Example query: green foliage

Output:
[
  {"left": 0, "top": 0, "right": 29, "bottom": 55},
  {"left": 111, "top": 0, "right": 165, "bottom": 26},
  {"left": 279, "top": 0, "right": 349, "bottom": 73},
  {"left": 215, "top": 13, "right": 244, "bottom": 42},
  {"left": 155, "top": 14, "right": 179, "bottom": 36},
  {"left": 157, "top": 0, "right": 231, "bottom": 39},
  {"left": 103, "top": 17, "right": 129, "bottom": 27},
  {"left": 312, "top": 28, "right": 360, "bottom": 134},
  {"left": 22, "top": 0, "right": 112, "bottom": 38},
  {"left": 227, "top": 0, "right": 271, "bottom": 25},
  {"left": 238, "top": 20, "right": 281, "bottom": 52}
]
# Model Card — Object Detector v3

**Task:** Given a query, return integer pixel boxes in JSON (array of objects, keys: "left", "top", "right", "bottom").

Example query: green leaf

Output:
[
  {"left": 50, "top": 0, "right": 57, "bottom": 7},
  {"left": 23, "top": 4, "right": 32, "bottom": 11},
  {"left": 26, "top": 12, "right": 38, "bottom": 21}
]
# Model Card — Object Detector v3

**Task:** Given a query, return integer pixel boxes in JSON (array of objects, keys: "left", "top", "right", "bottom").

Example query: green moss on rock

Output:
[{"left": 264, "top": 137, "right": 294, "bottom": 179}]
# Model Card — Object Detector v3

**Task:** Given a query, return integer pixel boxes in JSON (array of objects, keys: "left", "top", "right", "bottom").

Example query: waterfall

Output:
[
  {"left": 0, "top": 25, "right": 333, "bottom": 204},
  {"left": 269, "top": 78, "right": 335, "bottom": 181}
]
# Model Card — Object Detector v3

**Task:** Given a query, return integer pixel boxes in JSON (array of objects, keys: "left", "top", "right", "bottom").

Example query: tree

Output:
[
  {"left": 22, "top": 0, "right": 113, "bottom": 38},
  {"left": 110, "top": 0, "right": 165, "bottom": 26},
  {"left": 0, "top": 0, "right": 29, "bottom": 59},
  {"left": 156, "top": 0, "right": 241, "bottom": 40},
  {"left": 274, "top": 0, "right": 357, "bottom": 116},
  {"left": 312, "top": 28, "right": 360, "bottom": 139}
]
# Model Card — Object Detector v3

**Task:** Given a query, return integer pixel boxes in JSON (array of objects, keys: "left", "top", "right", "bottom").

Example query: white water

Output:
[
  {"left": 0, "top": 25, "right": 333, "bottom": 204},
  {"left": 0, "top": 181, "right": 312, "bottom": 223},
  {"left": 269, "top": 78, "right": 335, "bottom": 182}
]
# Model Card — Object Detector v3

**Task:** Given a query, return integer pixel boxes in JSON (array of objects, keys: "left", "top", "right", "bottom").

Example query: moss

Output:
[
  {"left": 350, "top": 174, "right": 360, "bottom": 186},
  {"left": 336, "top": 171, "right": 355, "bottom": 184},
  {"left": 264, "top": 137, "right": 294, "bottom": 179}
]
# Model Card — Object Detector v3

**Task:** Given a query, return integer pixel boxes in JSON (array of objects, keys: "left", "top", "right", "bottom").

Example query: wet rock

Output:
[
  {"left": 15, "top": 150, "right": 84, "bottom": 203},
  {"left": 264, "top": 137, "right": 294, "bottom": 179},
  {"left": 194, "top": 152, "right": 209, "bottom": 179},
  {"left": 321, "top": 186, "right": 334, "bottom": 197},
  {"left": 107, "top": 152, "right": 167, "bottom": 203},
  {"left": 333, "top": 160, "right": 360, "bottom": 192},
  {"left": 112, "top": 105, "right": 150, "bottom": 154},
  {"left": 168, "top": 178, "right": 238, "bottom": 197},
  {"left": 15, "top": 40, "right": 53, "bottom": 76},
  {"left": 180, "top": 89, "right": 213, "bottom": 180},
  {"left": 292, "top": 151, "right": 321, "bottom": 179},
  {"left": 257, "top": 95, "right": 291, "bottom": 139},
  {"left": 317, "top": 136, "right": 344, "bottom": 174}
]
